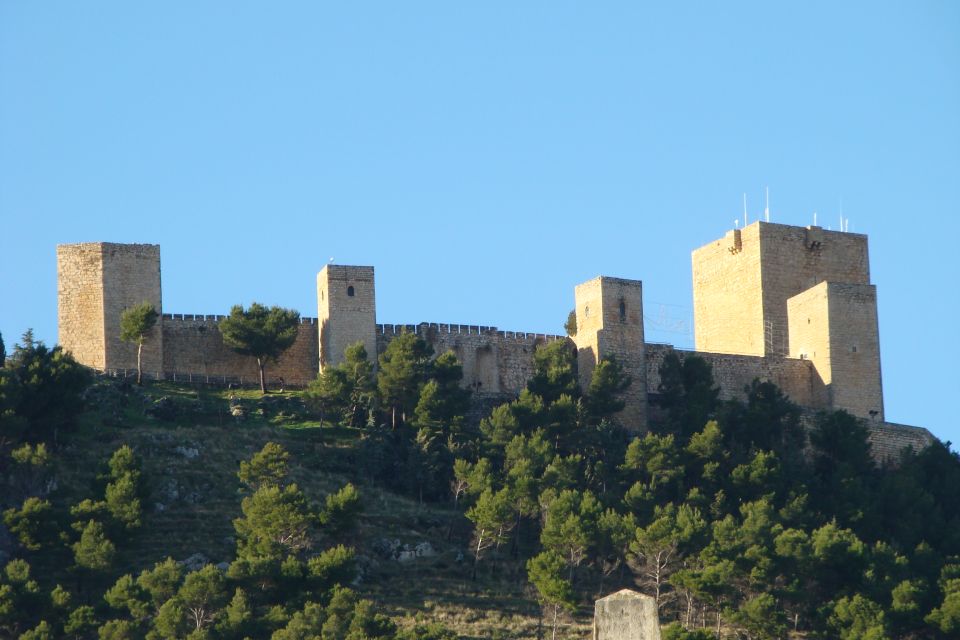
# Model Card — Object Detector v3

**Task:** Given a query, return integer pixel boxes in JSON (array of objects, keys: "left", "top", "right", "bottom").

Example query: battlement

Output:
[
  {"left": 375, "top": 322, "right": 565, "bottom": 341},
  {"left": 160, "top": 313, "right": 319, "bottom": 325}
]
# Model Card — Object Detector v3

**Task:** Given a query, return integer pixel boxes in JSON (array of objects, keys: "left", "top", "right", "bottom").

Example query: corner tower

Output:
[
  {"left": 788, "top": 282, "right": 884, "bottom": 420},
  {"left": 573, "top": 276, "right": 647, "bottom": 431},
  {"left": 317, "top": 265, "right": 377, "bottom": 370},
  {"left": 57, "top": 242, "right": 163, "bottom": 372}
]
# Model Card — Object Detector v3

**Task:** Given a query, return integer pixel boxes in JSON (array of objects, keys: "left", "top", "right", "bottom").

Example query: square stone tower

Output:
[
  {"left": 573, "top": 276, "right": 647, "bottom": 431},
  {"left": 57, "top": 242, "right": 163, "bottom": 372},
  {"left": 317, "top": 265, "right": 377, "bottom": 370},
  {"left": 788, "top": 282, "right": 884, "bottom": 420},
  {"left": 692, "top": 222, "right": 870, "bottom": 356}
]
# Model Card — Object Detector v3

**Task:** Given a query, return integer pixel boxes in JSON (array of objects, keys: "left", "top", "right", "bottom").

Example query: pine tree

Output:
[
  {"left": 219, "top": 303, "right": 300, "bottom": 394},
  {"left": 119, "top": 302, "right": 158, "bottom": 385},
  {"left": 72, "top": 520, "right": 115, "bottom": 572},
  {"left": 377, "top": 332, "right": 433, "bottom": 429}
]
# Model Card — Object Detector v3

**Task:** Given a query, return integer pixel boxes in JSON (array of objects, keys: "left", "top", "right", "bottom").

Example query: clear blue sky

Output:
[{"left": 1, "top": 2, "right": 957, "bottom": 446}]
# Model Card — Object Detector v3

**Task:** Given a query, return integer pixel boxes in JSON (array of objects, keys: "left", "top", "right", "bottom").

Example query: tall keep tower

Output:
[
  {"left": 57, "top": 242, "right": 163, "bottom": 372},
  {"left": 317, "top": 265, "right": 377, "bottom": 370},
  {"left": 692, "top": 222, "right": 870, "bottom": 356},
  {"left": 573, "top": 276, "right": 647, "bottom": 431},
  {"left": 692, "top": 221, "right": 882, "bottom": 420}
]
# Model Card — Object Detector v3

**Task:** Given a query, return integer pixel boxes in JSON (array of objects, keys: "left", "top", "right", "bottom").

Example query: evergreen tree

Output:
[
  {"left": 97, "top": 619, "right": 136, "bottom": 639},
  {"left": 237, "top": 442, "right": 290, "bottom": 492},
  {"left": 539, "top": 489, "right": 601, "bottom": 583},
  {"left": 527, "top": 340, "right": 578, "bottom": 403},
  {"left": 828, "top": 594, "right": 889, "bottom": 640},
  {"left": 925, "top": 564, "right": 960, "bottom": 634},
  {"left": 655, "top": 352, "right": 719, "bottom": 441},
  {"left": 563, "top": 310, "right": 577, "bottom": 337},
  {"left": 809, "top": 411, "right": 876, "bottom": 530},
  {"left": 584, "top": 356, "right": 631, "bottom": 422},
  {"left": 219, "top": 303, "right": 300, "bottom": 394},
  {"left": 3, "top": 497, "right": 56, "bottom": 551},
  {"left": 119, "top": 302, "right": 158, "bottom": 385},
  {"left": 231, "top": 483, "right": 312, "bottom": 587},
  {"left": 377, "top": 332, "right": 433, "bottom": 429},
  {"left": 8, "top": 330, "right": 92, "bottom": 442},
  {"left": 526, "top": 550, "right": 575, "bottom": 640},
  {"left": 465, "top": 488, "right": 513, "bottom": 579},
  {"left": 63, "top": 605, "right": 98, "bottom": 638},
  {"left": 305, "top": 341, "right": 376, "bottom": 427},
  {"left": 318, "top": 483, "right": 361, "bottom": 535},
  {"left": 0, "top": 559, "right": 41, "bottom": 637},
  {"left": 174, "top": 565, "right": 228, "bottom": 636},
  {"left": 72, "top": 520, "right": 116, "bottom": 573}
]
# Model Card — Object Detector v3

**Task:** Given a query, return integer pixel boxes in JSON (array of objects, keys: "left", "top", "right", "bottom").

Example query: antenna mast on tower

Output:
[{"left": 764, "top": 186, "right": 770, "bottom": 222}]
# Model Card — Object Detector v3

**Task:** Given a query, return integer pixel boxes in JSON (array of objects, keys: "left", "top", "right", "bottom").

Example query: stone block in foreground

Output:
[{"left": 594, "top": 589, "right": 661, "bottom": 640}]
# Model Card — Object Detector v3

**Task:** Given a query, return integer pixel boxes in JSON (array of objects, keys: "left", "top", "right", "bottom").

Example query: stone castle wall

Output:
[
  {"left": 644, "top": 343, "right": 828, "bottom": 409},
  {"left": 160, "top": 315, "right": 319, "bottom": 385},
  {"left": 377, "top": 323, "right": 567, "bottom": 396},
  {"left": 868, "top": 421, "right": 935, "bottom": 464}
]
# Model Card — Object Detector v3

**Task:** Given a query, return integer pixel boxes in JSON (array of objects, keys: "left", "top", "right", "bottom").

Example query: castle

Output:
[{"left": 56, "top": 221, "right": 933, "bottom": 459}]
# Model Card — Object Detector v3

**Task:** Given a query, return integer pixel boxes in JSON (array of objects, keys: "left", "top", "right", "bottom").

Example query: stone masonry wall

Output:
[
  {"left": 161, "top": 315, "right": 319, "bottom": 386},
  {"left": 645, "top": 343, "right": 828, "bottom": 409},
  {"left": 57, "top": 243, "right": 107, "bottom": 369},
  {"left": 692, "top": 225, "right": 766, "bottom": 356},
  {"left": 868, "top": 422, "right": 935, "bottom": 464},
  {"left": 822, "top": 283, "right": 883, "bottom": 420},
  {"left": 376, "top": 323, "right": 568, "bottom": 397}
]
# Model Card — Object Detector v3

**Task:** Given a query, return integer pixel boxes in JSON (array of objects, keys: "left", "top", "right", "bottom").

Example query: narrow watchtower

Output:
[
  {"left": 57, "top": 242, "right": 163, "bottom": 372},
  {"left": 573, "top": 276, "right": 646, "bottom": 431},
  {"left": 317, "top": 265, "right": 377, "bottom": 370}
]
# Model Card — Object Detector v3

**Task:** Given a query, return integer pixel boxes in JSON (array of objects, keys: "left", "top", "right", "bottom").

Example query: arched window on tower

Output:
[
  {"left": 347, "top": 286, "right": 355, "bottom": 297},
  {"left": 619, "top": 298, "right": 626, "bottom": 323}
]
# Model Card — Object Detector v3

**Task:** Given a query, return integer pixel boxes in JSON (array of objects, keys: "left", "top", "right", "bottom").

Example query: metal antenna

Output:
[
  {"left": 764, "top": 186, "right": 770, "bottom": 222},
  {"left": 814, "top": 211, "right": 818, "bottom": 226}
]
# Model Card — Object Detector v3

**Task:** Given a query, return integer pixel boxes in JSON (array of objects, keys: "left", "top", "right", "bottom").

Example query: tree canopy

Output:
[
  {"left": 119, "top": 302, "right": 158, "bottom": 385},
  {"left": 219, "top": 303, "right": 300, "bottom": 393}
]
